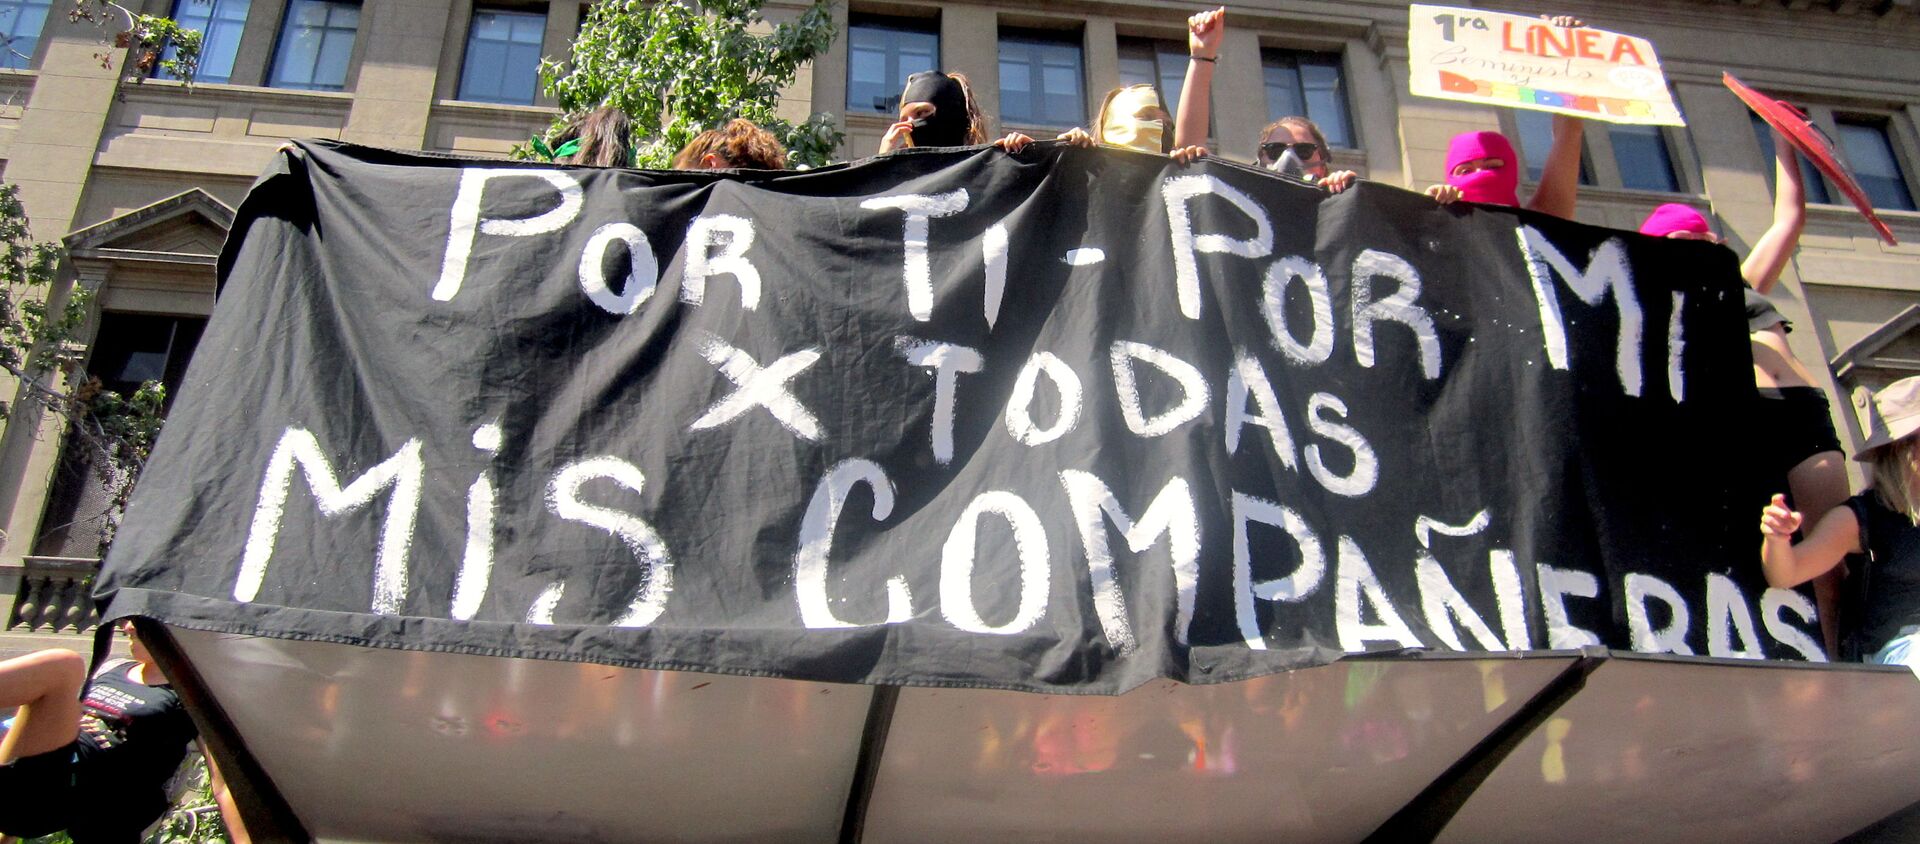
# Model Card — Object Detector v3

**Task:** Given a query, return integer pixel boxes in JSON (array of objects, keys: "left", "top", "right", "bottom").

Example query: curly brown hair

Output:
[{"left": 671, "top": 119, "right": 789, "bottom": 170}]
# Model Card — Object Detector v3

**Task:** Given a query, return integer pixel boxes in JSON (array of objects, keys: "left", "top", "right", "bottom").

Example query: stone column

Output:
[
  {"left": 1083, "top": 16, "right": 1118, "bottom": 127},
  {"left": 0, "top": 11, "right": 134, "bottom": 564},
  {"left": 535, "top": 1, "right": 581, "bottom": 110},
  {"left": 341, "top": 0, "right": 457, "bottom": 149},
  {"left": 1346, "top": 26, "right": 1404, "bottom": 185},
  {"left": 1209, "top": 28, "right": 1264, "bottom": 164},
  {"left": 941, "top": 5, "right": 999, "bottom": 124}
]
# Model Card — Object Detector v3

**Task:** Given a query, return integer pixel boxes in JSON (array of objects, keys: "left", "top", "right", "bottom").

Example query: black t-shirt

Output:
[
  {"left": 68, "top": 661, "right": 197, "bottom": 842},
  {"left": 1846, "top": 492, "right": 1920, "bottom": 657}
]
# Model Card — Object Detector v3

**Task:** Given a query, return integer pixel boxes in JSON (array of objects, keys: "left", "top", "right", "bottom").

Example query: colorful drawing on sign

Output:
[
  {"left": 1407, "top": 4, "right": 1686, "bottom": 127},
  {"left": 1725, "top": 72, "right": 1898, "bottom": 246}
]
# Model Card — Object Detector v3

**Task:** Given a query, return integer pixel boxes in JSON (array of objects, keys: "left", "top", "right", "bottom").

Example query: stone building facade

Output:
[{"left": 0, "top": 0, "right": 1916, "bottom": 566}]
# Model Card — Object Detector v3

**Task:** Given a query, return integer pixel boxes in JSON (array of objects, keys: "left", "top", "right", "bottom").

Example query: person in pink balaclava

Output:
[
  {"left": 1425, "top": 16, "right": 1588, "bottom": 220},
  {"left": 1425, "top": 120, "right": 1585, "bottom": 219},
  {"left": 1642, "top": 130, "right": 1850, "bottom": 658}
]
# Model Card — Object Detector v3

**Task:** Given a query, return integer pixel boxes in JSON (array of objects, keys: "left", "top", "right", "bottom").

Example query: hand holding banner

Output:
[{"left": 1408, "top": 4, "right": 1685, "bottom": 127}]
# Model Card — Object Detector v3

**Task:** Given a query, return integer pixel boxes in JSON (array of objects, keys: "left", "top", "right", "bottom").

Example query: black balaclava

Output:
[{"left": 899, "top": 71, "right": 971, "bottom": 147}]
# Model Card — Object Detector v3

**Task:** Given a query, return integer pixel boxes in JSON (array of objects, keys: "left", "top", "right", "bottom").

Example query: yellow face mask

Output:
[{"left": 1101, "top": 87, "right": 1167, "bottom": 153}]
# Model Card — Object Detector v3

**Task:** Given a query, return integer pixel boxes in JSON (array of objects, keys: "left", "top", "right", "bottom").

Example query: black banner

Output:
[{"left": 98, "top": 140, "right": 1822, "bottom": 694}]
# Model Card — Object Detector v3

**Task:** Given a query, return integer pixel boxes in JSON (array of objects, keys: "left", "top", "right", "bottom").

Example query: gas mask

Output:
[{"left": 1267, "top": 147, "right": 1308, "bottom": 178}]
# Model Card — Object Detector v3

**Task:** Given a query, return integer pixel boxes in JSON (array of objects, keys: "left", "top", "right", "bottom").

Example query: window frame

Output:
[
  {"left": 845, "top": 12, "right": 940, "bottom": 117},
  {"left": 1747, "top": 98, "right": 1920, "bottom": 213},
  {"left": 155, "top": 0, "right": 254, "bottom": 83},
  {"left": 1500, "top": 108, "right": 1697, "bottom": 197},
  {"left": 1114, "top": 37, "right": 1187, "bottom": 119},
  {"left": 1258, "top": 46, "right": 1356, "bottom": 153},
  {"left": 265, "top": 0, "right": 365, "bottom": 92},
  {"left": 996, "top": 26, "right": 1086, "bottom": 131},
  {"left": 1831, "top": 112, "right": 1919, "bottom": 212},
  {"left": 455, "top": 4, "right": 548, "bottom": 106},
  {"left": 0, "top": 0, "right": 54, "bottom": 71}
]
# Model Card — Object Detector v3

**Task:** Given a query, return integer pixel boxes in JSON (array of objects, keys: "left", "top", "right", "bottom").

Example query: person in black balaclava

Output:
[
  {"left": 879, "top": 71, "right": 1035, "bottom": 154},
  {"left": 884, "top": 71, "right": 975, "bottom": 150}
]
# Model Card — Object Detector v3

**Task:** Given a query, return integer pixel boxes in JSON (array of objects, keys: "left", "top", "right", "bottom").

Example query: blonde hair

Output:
[
  {"left": 1092, "top": 84, "right": 1171, "bottom": 149},
  {"left": 1870, "top": 435, "right": 1920, "bottom": 525}
]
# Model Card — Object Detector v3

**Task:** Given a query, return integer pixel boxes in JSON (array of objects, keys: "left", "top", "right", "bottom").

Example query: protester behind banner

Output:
[
  {"left": 99, "top": 141, "right": 1819, "bottom": 696},
  {"left": 1647, "top": 129, "right": 1851, "bottom": 656},
  {"left": 1762, "top": 377, "right": 1920, "bottom": 667},
  {"left": 1414, "top": 14, "right": 1585, "bottom": 219},
  {"left": 0, "top": 625, "right": 247, "bottom": 842},
  {"left": 1053, "top": 84, "right": 1208, "bottom": 163},
  {"left": 1174, "top": 7, "right": 1357, "bottom": 192},
  {"left": 672, "top": 119, "right": 789, "bottom": 171},
  {"left": 877, "top": 70, "right": 1037, "bottom": 155},
  {"left": 537, "top": 106, "right": 638, "bottom": 168}
]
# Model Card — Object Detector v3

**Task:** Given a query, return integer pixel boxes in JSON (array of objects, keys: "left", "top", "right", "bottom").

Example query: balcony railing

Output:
[{"left": 3, "top": 556, "right": 103, "bottom": 632}]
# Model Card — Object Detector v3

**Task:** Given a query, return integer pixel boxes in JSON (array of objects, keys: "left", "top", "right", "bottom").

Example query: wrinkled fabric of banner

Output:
[{"left": 96, "top": 140, "right": 1809, "bottom": 695}]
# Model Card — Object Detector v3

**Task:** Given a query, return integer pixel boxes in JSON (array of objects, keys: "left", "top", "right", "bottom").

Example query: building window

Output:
[
  {"left": 1513, "top": 109, "right": 1594, "bottom": 186},
  {"left": 1116, "top": 38, "right": 1189, "bottom": 119},
  {"left": 157, "top": 0, "right": 251, "bottom": 83},
  {"left": 847, "top": 15, "right": 937, "bottom": 115},
  {"left": 998, "top": 30, "right": 1083, "bottom": 129},
  {"left": 0, "top": 0, "right": 52, "bottom": 70},
  {"left": 458, "top": 8, "right": 545, "bottom": 105},
  {"left": 34, "top": 313, "right": 206, "bottom": 558},
  {"left": 267, "top": 0, "right": 360, "bottom": 91},
  {"left": 1836, "top": 117, "right": 1916, "bottom": 211},
  {"left": 1750, "top": 112, "right": 1831, "bottom": 205},
  {"left": 1609, "top": 124, "right": 1679, "bottom": 193},
  {"left": 1261, "top": 49, "right": 1352, "bottom": 149}
]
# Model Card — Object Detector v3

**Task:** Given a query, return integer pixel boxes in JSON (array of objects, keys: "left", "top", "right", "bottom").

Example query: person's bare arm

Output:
[
  {"left": 1761, "top": 494, "right": 1861, "bottom": 588},
  {"left": 202, "top": 744, "right": 252, "bottom": 844},
  {"left": 1176, "top": 8, "right": 1223, "bottom": 151},
  {"left": 1742, "top": 132, "right": 1807, "bottom": 295},
  {"left": 1520, "top": 16, "right": 1586, "bottom": 220},
  {"left": 1526, "top": 113, "right": 1584, "bottom": 219}
]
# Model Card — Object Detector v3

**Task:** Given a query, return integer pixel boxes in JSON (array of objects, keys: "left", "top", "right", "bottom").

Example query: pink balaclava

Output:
[
  {"left": 1444, "top": 131, "right": 1521, "bottom": 207},
  {"left": 1638, "top": 203, "right": 1712, "bottom": 237}
]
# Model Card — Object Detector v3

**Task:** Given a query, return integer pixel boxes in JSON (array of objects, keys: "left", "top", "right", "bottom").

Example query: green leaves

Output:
[
  {"left": 0, "top": 180, "right": 166, "bottom": 552},
  {"left": 134, "top": 14, "right": 203, "bottom": 83},
  {"left": 67, "top": 1, "right": 204, "bottom": 85},
  {"left": 536, "top": 0, "right": 844, "bottom": 168}
]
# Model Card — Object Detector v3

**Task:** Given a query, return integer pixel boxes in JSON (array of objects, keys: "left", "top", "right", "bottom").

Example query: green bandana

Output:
[{"left": 530, "top": 136, "right": 582, "bottom": 161}]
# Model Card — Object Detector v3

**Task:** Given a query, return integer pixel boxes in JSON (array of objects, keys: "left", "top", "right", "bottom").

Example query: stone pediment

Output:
[
  {"left": 63, "top": 189, "right": 234, "bottom": 267},
  {"left": 1831, "top": 303, "right": 1920, "bottom": 392}
]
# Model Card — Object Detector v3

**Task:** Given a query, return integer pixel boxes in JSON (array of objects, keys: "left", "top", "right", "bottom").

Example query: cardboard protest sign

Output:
[
  {"left": 98, "top": 141, "right": 1814, "bottom": 697},
  {"left": 1408, "top": 4, "right": 1685, "bottom": 127}
]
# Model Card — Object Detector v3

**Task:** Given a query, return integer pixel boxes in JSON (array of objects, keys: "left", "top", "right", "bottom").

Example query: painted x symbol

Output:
[{"left": 690, "top": 333, "right": 823, "bottom": 441}]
